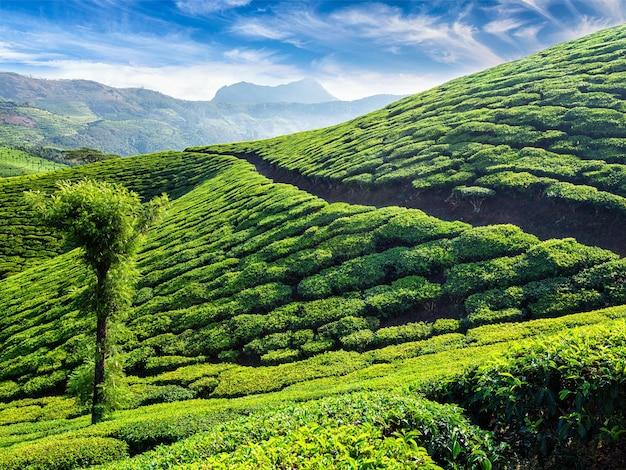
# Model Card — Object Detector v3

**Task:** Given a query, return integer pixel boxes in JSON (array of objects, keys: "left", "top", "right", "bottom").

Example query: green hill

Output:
[
  {"left": 0, "top": 74, "right": 400, "bottom": 156},
  {"left": 1, "top": 24, "right": 626, "bottom": 469},
  {"left": 0, "top": 147, "right": 67, "bottom": 178},
  {"left": 199, "top": 24, "right": 626, "bottom": 255}
]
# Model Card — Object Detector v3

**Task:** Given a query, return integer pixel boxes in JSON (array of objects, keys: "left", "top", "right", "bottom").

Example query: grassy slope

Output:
[
  {"left": 198, "top": 24, "right": 626, "bottom": 223},
  {"left": 1, "top": 24, "right": 626, "bottom": 469},
  {"left": 1, "top": 152, "right": 624, "bottom": 401},
  {"left": 0, "top": 147, "right": 67, "bottom": 177}
]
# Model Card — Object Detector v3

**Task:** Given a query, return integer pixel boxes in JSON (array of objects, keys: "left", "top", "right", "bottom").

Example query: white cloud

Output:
[
  {"left": 484, "top": 17, "right": 526, "bottom": 36},
  {"left": 175, "top": 0, "right": 252, "bottom": 15},
  {"left": 332, "top": 3, "right": 504, "bottom": 67},
  {"left": 234, "top": 20, "right": 291, "bottom": 41},
  {"left": 593, "top": 0, "right": 626, "bottom": 21},
  {"left": 233, "top": 2, "right": 504, "bottom": 69},
  {"left": 313, "top": 56, "right": 464, "bottom": 101},
  {"left": 23, "top": 58, "right": 302, "bottom": 101},
  {"left": 550, "top": 15, "right": 617, "bottom": 42}
]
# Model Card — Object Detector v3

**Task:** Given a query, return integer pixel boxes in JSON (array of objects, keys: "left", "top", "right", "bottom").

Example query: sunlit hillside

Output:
[
  {"left": 0, "top": 147, "right": 67, "bottom": 178},
  {"left": 1, "top": 24, "right": 626, "bottom": 469}
]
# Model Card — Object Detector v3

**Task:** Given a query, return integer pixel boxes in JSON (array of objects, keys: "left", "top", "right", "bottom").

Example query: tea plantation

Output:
[
  {"left": 0, "top": 147, "right": 67, "bottom": 178},
  {"left": 198, "top": 24, "right": 626, "bottom": 235},
  {"left": 1, "top": 24, "right": 626, "bottom": 469}
]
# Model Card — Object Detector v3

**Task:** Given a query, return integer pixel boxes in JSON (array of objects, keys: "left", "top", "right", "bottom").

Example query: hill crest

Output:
[{"left": 211, "top": 78, "right": 338, "bottom": 104}]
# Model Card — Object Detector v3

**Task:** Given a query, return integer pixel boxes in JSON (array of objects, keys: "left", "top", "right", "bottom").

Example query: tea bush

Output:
[
  {"left": 430, "top": 319, "right": 626, "bottom": 468},
  {"left": 0, "top": 436, "right": 128, "bottom": 470}
]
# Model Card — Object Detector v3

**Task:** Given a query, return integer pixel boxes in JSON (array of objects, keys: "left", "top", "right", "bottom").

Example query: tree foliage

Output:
[
  {"left": 62, "top": 147, "right": 120, "bottom": 165},
  {"left": 25, "top": 179, "right": 168, "bottom": 423}
]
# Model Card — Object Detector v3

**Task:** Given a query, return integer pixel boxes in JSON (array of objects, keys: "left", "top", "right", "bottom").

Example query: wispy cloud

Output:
[
  {"left": 175, "top": 0, "right": 252, "bottom": 15},
  {"left": 234, "top": 2, "right": 504, "bottom": 69},
  {"left": 0, "top": 0, "right": 624, "bottom": 101},
  {"left": 484, "top": 17, "right": 527, "bottom": 37}
]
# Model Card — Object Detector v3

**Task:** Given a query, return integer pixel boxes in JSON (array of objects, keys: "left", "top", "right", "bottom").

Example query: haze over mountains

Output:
[
  {"left": 0, "top": 73, "right": 401, "bottom": 156},
  {"left": 212, "top": 78, "right": 338, "bottom": 104}
]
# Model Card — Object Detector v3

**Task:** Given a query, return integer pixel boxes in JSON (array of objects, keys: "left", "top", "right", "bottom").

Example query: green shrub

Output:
[
  {"left": 301, "top": 339, "right": 334, "bottom": 356},
  {"left": 0, "top": 436, "right": 128, "bottom": 470},
  {"left": 22, "top": 370, "right": 67, "bottom": 397},
  {"left": 229, "top": 314, "right": 266, "bottom": 343},
  {"left": 234, "top": 282, "right": 292, "bottom": 313},
  {"left": 375, "top": 210, "right": 469, "bottom": 246},
  {"left": 297, "top": 275, "right": 332, "bottom": 299},
  {"left": 528, "top": 289, "right": 605, "bottom": 318},
  {"left": 450, "top": 185, "right": 496, "bottom": 212},
  {"left": 318, "top": 316, "right": 370, "bottom": 340},
  {"left": 243, "top": 331, "right": 294, "bottom": 356},
  {"left": 374, "top": 322, "right": 433, "bottom": 347},
  {"left": 188, "top": 377, "right": 220, "bottom": 397},
  {"left": 365, "top": 276, "right": 442, "bottom": 318},
  {"left": 0, "top": 381, "right": 20, "bottom": 401},
  {"left": 196, "top": 422, "right": 442, "bottom": 469},
  {"left": 133, "top": 287, "right": 154, "bottom": 305},
  {"left": 340, "top": 329, "right": 375, "bottom": 351},
  {"left": 260, "top": 348, "right": 300, "bottom": 365},
  {"left": 113, "top": 411, "right": 239, "bottom": 455},
  {"left": 295, "top": 296, "right": 367, "bottom": 329},
  {"left": 465, "top": 307, "right": 525, "bottom": 327},
  {"left": 432, "top": 318, "right": 461, "bottom": 334},
  {"left": 145, "top": 355, "right": 202, "bottom": 373},
  {"left": 282, "top": 248, "right": 333, "bottom": 278},
  {"left": 452, "top": 224, "right": 539, "bottom": 262},
  {"left": 430, "top": 321, "right": 626, "bottom": 467},
  {"left": 138, "top": 385, "right": 196, "bottom": 406},
  {"left": 212, "top": 350, "right": 370, "bottom": 397},
  {"left": 524, "top": 238, "right": 618, "bottom": 279}
]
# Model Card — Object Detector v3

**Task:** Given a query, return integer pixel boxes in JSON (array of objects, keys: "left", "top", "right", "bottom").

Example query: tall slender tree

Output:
[{"left": 26, "top": 179, "right": 168, "bottom": 423}]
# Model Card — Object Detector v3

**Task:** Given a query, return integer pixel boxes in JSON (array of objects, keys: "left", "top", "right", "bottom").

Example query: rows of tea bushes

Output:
[
  {"left": 0, "top": 150, "right": 232, "bottom": 278},
  {"left": 1, "top": 307, "right": 625, "bottom": 469},
  {"left": 1, "top": 151, "right": 625, "bottom": 404},
  {"left": 193, "top": 24, "right": 626, "bottom": 219},
  {"left": 428, "top": 318, "right": 626, "bottom": 468},
  {"left": 0, "top": 147, "right": 66, "bottom": 177},
  {"left": 2, "top": 24, "right": 626, "bottom": 469},
  {"left": 0, "top": 390, "right": 498, "bottom": 470}
]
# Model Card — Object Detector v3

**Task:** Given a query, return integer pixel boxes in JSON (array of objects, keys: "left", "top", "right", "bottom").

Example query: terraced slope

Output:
[
  {"left": 0, "top": 151, "right": 228, "bottom": 277},
  {"left": 0, "top": 147, "right": 67, "bottom": 177},
  {"left": 195, "top": 24, "right": 626, "bottom": 254},
  {"left": 1, "top": 151, "right": 625, "bottom": 405},
  {"left": 2, "top": 24, "right": 626, "bottom": 469}
]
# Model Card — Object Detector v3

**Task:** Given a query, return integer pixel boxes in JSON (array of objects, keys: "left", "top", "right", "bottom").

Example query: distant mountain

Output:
[
  {"left": 0, "top": 73, "right": 402, "bottom": 156},
  {"left": 212, "top": 78, "right": 338, "bottom": 104}
]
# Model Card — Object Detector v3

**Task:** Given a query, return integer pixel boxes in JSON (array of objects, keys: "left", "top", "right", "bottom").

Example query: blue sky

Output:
[{"left": 0, "top": 0, "right": 624, "bottom": 101}]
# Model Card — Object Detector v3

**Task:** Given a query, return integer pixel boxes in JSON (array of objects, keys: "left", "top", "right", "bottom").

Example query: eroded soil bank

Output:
[{"left": 235, "top": 152, "right": 626, "bottom": 257}]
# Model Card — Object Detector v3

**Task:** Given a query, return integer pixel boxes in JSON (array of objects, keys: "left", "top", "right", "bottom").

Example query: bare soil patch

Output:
[{"left": 238, "top": 152, "right": 626, "bottom": 257}]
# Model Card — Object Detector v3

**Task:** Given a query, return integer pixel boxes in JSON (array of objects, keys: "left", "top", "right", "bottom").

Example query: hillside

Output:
[
  {"left": 0, "top": 146, "right": 67, "bottom": 177},
  {"left": 1, "top": 24, "right": 626, "bottom": 469},
  {"left": 0, "top": 73, "right": 400, "bottom": 155},
  {"left": 199, "top": 24, "right": 626, "bottom": 256}
]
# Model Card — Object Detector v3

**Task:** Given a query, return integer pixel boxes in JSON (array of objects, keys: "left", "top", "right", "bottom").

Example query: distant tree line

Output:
[{"left": 15, "top": 145, "right": 120, "bottom": 166}]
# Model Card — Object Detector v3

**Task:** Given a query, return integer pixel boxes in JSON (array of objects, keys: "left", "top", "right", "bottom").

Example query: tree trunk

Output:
[{"left": 91, "top": 269, "right": 108, "bottom": 424}]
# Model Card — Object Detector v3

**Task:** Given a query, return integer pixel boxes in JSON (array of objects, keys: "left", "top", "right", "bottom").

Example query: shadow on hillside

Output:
[{"left": 235, "top": 152, "right": 626, "bottom": 257}]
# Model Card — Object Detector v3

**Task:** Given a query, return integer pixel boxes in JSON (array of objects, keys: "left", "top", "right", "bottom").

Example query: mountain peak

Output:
[{"left": 211, "top": 78, "right": 337, "bottom": 104}]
